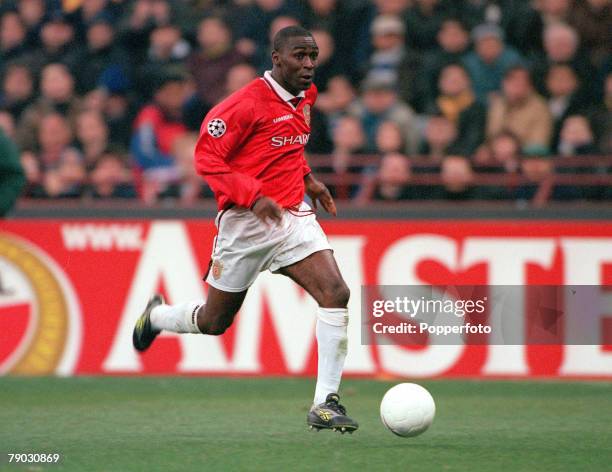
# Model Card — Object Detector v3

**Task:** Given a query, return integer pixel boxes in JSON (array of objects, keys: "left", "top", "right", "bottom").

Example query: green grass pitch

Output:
[{"left": 1, "top": 377, "right": 611, "bottom": 471}]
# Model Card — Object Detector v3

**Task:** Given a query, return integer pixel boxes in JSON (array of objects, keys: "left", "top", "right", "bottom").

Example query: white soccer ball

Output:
[{"left": 380, "top": 383, "right": 436, "bottom": 437}]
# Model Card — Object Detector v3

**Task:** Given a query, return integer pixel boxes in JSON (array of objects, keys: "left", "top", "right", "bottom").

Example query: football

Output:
[{"left": 380, "top": 383, "right": 436, "bottom": 437}]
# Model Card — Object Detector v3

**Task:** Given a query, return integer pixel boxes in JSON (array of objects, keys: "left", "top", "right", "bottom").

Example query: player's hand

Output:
[
  {"left": 251, "top": 196, "right": 282, "bottom": 225},
  {"left": 305, "top": 174, "right": 337, "bottom": 216}
]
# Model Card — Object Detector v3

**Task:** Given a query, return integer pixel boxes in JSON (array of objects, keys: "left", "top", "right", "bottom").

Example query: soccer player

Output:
[{"left": 133, "top": 26, "right": 358, "bottom": 434}]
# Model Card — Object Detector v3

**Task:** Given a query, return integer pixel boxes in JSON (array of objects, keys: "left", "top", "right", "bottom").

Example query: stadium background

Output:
[{"left": 0, "top": 1, "right": 611, "bottom": 471}]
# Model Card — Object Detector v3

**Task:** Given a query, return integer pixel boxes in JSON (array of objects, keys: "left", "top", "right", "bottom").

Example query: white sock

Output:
[
  {"left": 313, "top": 307, "right": 349, "bottom": 405},
  {"left": 150, "top": 300, "right": 203, "bottom": 334}
]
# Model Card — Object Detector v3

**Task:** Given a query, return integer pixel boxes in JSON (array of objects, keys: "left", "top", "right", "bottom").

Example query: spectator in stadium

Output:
[
  {"left": 309, "top": 75, "right": 356, "bottom": 154},
  {"left": 0, "top": 127, "right": 25, "bottom": 217},
  {"left": 415, "top": 19, "right": 471, "bottom": 113},
  {"left": 300, "top": 0, "right": 343, "bottom": 39},
  {"left": 98, "top": 85, "right": 136, "bottom": 147},
  {"left": 41, "top": 148, "right": 86, "bottom": 198},
  {"left": 472, "top": 131, "right": 524, "bottom": 199},
  {"left": 75, "top": 109, "right": 111, "bottom": 168},
  {"left": 66, "top": 0, "right": 123, "bottom": 42},
  {"left": 519, "top": 155, "right": 582, "bottom": 202},
  {"left": 299, "top": 0, "right": 353, "bottom": 76},
  {"left": 348, "top": 74, "right": 419, "bottom": 155},
  {"left": 188, "top": 16, "right": 245, "bottom": 109},
  {"left": 487, "top": 66, "right": 552, "bottom": 155},
  {"left": 250, "top": 15, "right": 299, "bottom": 73},
  {"left": 326, "top": 115, "right": 367, "bottom": 199},
  {"left": 420, "top": 115, "right": 458, "bottom": 161},
  {"left": 0, "top": 63, "right": 35, "bottom": 122},
  {"left": 545, "top": 64, "right": 590, "bottom": 151},
  {"left": 130, "top": 72, "right": 189, "bottom": 203},
  {"left": 462, "top": 23, "right": 523, "bottom": 103},
  {"left": 589, "top": 72, "right": 612, "bottom": 154},
  {"left": 569, "top": 0, "right": 611, "bottom": 68},
  {"left": 233, "top": 0, "right": 301, "bottom": 60},
  {"left": 73, "top": 14, "right": 131, "bottom": 95},
  {"left": 475, "top": 131, "right": 522, "bottom": 174},
  {"left": 431, "top": 155, "right": 476, "bottom": 200},
  {"left": 18, "top": 0, "right": 46, "bottom": 48},
  {"left": 460, "top": 0, "right": 543, "bottom": 56},
  {"left": 171, "top": 133, "right": 213, "bottom": 203},
  {"left": 404, "top": 0, "right": 452, "bottom": 51},
  {"left": 310, "top": 28, "right": 341, "bottom": 92},
  {"left": 557, "top": 115, "right": 598, "bottom": 156},
  {"left": 137, "top": 23, "right": 190, "bottom": 99},
  {"left": 17, "top": 63, "right": 83, "bottom": 152},
  {"left": 20, "top": 150, "right": 43, "bottom": 197},
  {"left": 30, "top": 12, "right": 81, "bottom": 72},
  {"left": 343, "top": 0, "right": 411, "bottom": 77},
  {"left": 0, "top": 10, "right": 30, "bottom": 70},
  {"left": 30, "top": 112, "right": 86, "bottom": 198},
  {"left": 375, "top": 120, "right": 404, "bottom": 155},
  {"left": 532, "top": 23, "right": 595, "bottom": 97},
  {"left": 33, "top": 112, "right": 76, "bottom": 166},
  {"left": 0, "top": 111, "right": 16, "bottom": 140},
  {"left": 536, "top": 0, "right": 572, "bottom": 24},
  {"left": 359, "top": 152, "right": 417, "bottom": 202},
  {"left": 224, "top": 63, "right": 258, "bottom": 98},
  {"left": 366, "top": 14, "right": 421, "bottom": 112},
  {"left": 315, "top": 75, "right": 356, "bottom": 123},
  {"left": 88, "top": 148, "right": 137, "bottom": 199},
  {"left": 431, "top": 63, "right": 486, "bottom": 156},
  {"left": 517, "top": 155, "right": 561, "bottom": 203},
  {"left": 120, "top": 0, "right": 173, "bottom": 62}
]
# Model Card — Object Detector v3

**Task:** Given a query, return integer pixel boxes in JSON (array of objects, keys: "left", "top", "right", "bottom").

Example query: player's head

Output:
[{"left": 271, "top": 26, "right": 318, "bottom": 94}]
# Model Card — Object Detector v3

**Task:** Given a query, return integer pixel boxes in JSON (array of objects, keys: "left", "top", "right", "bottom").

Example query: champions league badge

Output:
[{"left": 207, "top": 118, "right": 227, "bottom": 138}]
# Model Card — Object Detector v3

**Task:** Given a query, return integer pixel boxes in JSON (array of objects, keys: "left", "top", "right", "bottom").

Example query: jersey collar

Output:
[{"left": 263, "top": 71, "right": 306, "bottom": 106}]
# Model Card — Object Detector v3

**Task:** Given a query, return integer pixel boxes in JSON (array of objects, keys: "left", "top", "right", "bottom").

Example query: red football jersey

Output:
[{"left": 194, "top": 71, "right": 315, "bottom": 210}]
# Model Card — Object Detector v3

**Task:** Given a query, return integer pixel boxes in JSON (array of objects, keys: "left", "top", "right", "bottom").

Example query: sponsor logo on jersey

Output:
[
  {"left": 207, "top": 118, "right": 226, "bottom": 138},
  {"left": 303, "top": 104, "right": 311, "bottom": 126},
  {"left": 273, "top": 114, "right": 294, "bottom": 124},
  {"left": 271, "top": 134, "right": 310, "bottom": 147}
]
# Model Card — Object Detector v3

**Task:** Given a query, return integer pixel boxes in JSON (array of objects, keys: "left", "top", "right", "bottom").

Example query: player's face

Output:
[{"left": 273, "top": 36, "right": 319, "bottom": 94}]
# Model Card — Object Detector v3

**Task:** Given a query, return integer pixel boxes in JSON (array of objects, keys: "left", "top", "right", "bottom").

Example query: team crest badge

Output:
[
  {"left": 211, "top": 259, "right": 224, "bottom": 280},
  {"left": 303, "top": 104, "right": 311, "bottom": 126}
]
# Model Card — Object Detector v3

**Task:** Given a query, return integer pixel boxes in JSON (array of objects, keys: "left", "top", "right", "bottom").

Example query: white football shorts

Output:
[{"left": 205, "top": 201, "right": 332, "bottom": 292}]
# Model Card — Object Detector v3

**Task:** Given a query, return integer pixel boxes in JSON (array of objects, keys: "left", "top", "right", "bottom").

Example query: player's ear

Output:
[{"left": 271, "top": 49, "right": 281, "bottom": 66}]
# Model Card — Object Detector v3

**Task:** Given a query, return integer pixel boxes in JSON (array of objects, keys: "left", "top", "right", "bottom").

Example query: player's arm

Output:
[
  {"left": 301, "top": 86, "right": 336, "bottom": 216},
  {"left": 194, "top": 99, "right": 263, "bottom": 209},
  {"left": 304, "top": 172, "right": 336, "bottom": 216}
]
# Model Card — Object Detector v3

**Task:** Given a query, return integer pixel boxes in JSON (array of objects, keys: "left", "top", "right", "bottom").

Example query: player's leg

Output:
[
  {"left": 132, "top": 287, "right": 247, "bottom": 351},
  {"left": 278, "top": 249, "right": 357, "bottom": 432}
]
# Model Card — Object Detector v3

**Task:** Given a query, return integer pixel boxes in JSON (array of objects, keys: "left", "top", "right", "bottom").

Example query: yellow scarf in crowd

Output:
[{"left": 436, "top": 91, "right": 475, "bottom": 124}]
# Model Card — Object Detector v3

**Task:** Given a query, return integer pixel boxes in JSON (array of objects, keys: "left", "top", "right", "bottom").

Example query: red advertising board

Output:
[{"left": 1, "top": 219, "right": 611, "bottom": 378}]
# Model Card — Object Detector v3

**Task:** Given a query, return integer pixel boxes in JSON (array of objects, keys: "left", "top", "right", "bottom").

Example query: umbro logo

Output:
[{"left": 273, "top": 114, "right": 293, "bottom": 124}]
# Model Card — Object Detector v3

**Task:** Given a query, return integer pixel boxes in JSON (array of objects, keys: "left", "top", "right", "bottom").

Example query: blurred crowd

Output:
[{"left": 0, "top": 0, "right": 610, "bottom": 206}]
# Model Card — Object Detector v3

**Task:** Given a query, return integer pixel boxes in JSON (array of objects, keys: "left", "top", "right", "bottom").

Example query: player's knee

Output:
[{"left": 321, "top": 281, "right": 350, "bottom": 308}]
